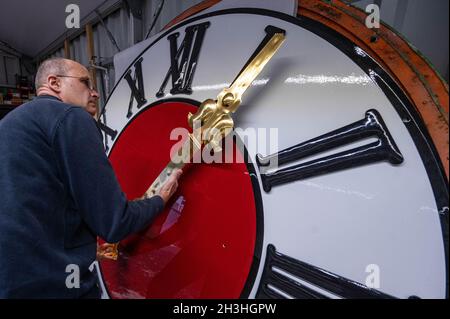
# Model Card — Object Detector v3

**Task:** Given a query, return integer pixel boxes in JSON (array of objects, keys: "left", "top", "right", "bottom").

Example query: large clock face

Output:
[{"left": 97, "top": 8, "right": 448, "bottom": 299}]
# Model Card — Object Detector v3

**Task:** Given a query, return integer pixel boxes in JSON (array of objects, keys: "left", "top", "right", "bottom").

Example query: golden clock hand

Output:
[
  {"left": 143, "top": 30, "right": 286, "bottom": 211},
  {"left": 102, "top": 32, "right": 285, "bottom": 261},
  {"left": 187, "top": 31, "right": 286, "bottom": 151},
  {"left": 142, "top": 32, "right": 287, "bottom": 199},
  {"left": 216, "top": 31, "right": 285, "bottom": 113}
]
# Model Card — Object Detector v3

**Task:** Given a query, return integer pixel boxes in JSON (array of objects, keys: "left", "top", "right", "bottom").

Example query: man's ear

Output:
[{"left": 47, "top": 75, "right": 61, "bottom": 93}]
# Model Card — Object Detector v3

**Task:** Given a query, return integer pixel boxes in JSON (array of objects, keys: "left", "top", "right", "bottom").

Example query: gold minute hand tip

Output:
[{"left": 216, "top": 32, "right": 285, "bottom": 113}]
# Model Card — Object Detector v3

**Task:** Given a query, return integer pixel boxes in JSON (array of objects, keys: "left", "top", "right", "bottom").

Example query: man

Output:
[{"left": 0, "top": 58, "right": 182, "bottom": 298}]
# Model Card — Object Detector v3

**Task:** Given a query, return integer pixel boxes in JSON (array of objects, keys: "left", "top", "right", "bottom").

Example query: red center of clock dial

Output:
[{"left": 99, "top": 101, "right": 257, "bottom": 298}]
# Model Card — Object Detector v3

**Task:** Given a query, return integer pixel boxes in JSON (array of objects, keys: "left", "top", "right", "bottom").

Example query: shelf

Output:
[{"left": 0, "top": 104, "right": 17, "bottom": 109}]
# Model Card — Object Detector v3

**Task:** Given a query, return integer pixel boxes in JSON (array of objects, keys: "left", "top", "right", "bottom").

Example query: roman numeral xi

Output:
[
  {"left": 157, "top": 21, "right": 210, "bottom": 97},
  {"left": 125, "top": 57, "right": 147, "bottom": 118}
]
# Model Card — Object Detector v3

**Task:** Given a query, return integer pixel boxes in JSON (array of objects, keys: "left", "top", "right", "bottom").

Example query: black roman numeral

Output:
[
  {"left": 156, "top": 21, "right": 210, "bottom": 97},
  {"left": 256, "top": 244, "right": 395, "bottom": 299},
  {"left": 256, "top": 109, "right": 404, "bottom": 192},
  {"left": 124, "top": 57, "right": 147, "bottom": 118},
  {"left": 97, "top": 117, "right": 117, "bottom": 152}
]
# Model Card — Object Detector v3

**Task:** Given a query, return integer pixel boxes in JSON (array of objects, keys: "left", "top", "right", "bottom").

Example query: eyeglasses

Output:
[{"left": 55, "top": 75, "right": 95, "bottom": 91}]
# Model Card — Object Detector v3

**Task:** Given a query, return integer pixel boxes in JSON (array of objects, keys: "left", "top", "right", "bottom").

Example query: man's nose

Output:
[{"left": 91, "top": 89, "right": 100, "bottom": 99}]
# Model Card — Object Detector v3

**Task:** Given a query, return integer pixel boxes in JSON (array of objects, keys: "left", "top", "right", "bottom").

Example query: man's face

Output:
[{"left": 58, "top": 62, "right": 99, "bottom": 116}]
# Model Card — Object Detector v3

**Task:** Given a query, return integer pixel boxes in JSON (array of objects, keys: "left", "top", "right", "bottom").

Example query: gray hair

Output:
[{"left": 35, "top": 58, "right": 71, "bottom": 89}]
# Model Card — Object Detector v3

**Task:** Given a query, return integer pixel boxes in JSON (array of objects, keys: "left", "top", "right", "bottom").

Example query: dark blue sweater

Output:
[{"left": 0, "top": 95, "right": 164, "bottom": 298}]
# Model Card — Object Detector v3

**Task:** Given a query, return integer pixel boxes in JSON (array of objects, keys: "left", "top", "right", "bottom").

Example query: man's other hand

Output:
[{"left": 97, "top": 242, "right": 118, "bottom": 260}]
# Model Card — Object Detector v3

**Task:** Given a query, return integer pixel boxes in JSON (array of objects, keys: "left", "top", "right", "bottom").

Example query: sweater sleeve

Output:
[{"left": 52, "top": 107, "right": 164, "bottom": 242}]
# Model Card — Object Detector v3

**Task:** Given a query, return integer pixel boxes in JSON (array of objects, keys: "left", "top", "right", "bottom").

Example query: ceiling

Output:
[{"left": 0, "top": 0, "right": 109, "bottom": 58}]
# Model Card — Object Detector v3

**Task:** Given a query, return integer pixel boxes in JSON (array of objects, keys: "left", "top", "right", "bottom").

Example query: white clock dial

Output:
[{"left": 97, "top": 9, "right": 448, "bottom": 299}]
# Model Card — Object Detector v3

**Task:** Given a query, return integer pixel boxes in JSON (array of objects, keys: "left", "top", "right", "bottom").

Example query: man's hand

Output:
[
  {"left": 99, "top": 169, "right": 183, "bottom": 261},
  {"left": 156, "top": 169, "right": 183, "bottom": 205},
  {"left": 97, "top": 242, "right": 118, "bottom": 260}
]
